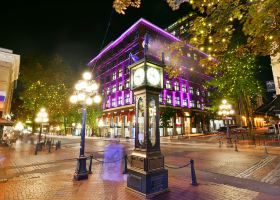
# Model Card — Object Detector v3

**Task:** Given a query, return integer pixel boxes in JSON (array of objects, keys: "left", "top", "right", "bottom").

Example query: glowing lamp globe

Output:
[
  {"left": 93, "top": 95, "right": 101, "bottom": 103},
  {"left": 83, "top": 72, "right": 92, "bottom": 80}
]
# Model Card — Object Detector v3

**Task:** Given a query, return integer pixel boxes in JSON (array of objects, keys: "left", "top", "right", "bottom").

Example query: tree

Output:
[
  {"left": 113, "top": 0, "right": 280, "bottom": 59},
  {"left": 86, "top": 107, "right": 103, "bottom": 136},
  {"left": 160, "top": 107, "right": 177, "bottom": 136},
  {"left": 13, "top": 55, "right": 77, "bottom": 133},
  {"left": 206, "top": 50, "right": 264, "bottom": 130}
]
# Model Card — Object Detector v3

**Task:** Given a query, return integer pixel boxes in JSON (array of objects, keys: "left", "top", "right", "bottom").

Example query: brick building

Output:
[{"left": 88, "top": 19, "right": 213, "bottom": 138}]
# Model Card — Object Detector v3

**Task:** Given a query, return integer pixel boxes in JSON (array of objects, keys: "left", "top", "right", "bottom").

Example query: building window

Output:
[
  {"left": 106, "top": 100, "right": 110, "bottom": 108},
  {"left": 118, "top": 69, "right": 122, "bottom": 77},
  {"left": 125, "top": 67, "right": 129, "bottom": 74},
  {"left": 125, "top": 94, "right": 130, "bottom": 104},
  {"left": 166, "top": 95, "right": 172, "bottom": 104},
  {"left": 112, "top": 98, "right": 116, "bottom": 107},
  {"left": 196, "top": 89, "right": 200, "bottom": 96},
  {"left": 159, "top": 94, "right": 163, "bottom": 103},
  {"left": 176, "top": 96, "right": 180, "bottom": 106},
  {"left": 112, "top": 72, "right": 116, "bottom": 80},
  {"left": 101, "top": 89, "right": 104, "bottom": 96},
  {"left": 118, "top": 82, "right": 122, "bottom": 91},
  {"left": 118, "top": 96, "right": 122, "bottom": 106},
  {"left": 174, "top": 82, "right": 179, "bottom": 91},
  {"left": 106, "top": 87, "right": 110, "bottom": 95},
  {"left": 125, "top": 79, "right": 130, "bottom": 88},
  {"left": 182, "top": 85, "right": 186, "bottom": 92},
  {"left": 190, "top": 100, "right": 195, "bottom": 108},
  {"left": 187, "top": 53, "right": 191, "bottom": 57},
  {"left": 166, "top": 80, "right": 171, "bottom": 90},
  {"left": 189, "top": 87, "right": 194, "bottom": 94},
  {"left": 112, "top": 85, "right": 116, "bottom": 93},
  {"left": 193, "top": 54, "right": 197, "bottom": 61},
  {"left": 183, "top": 99, "right": 188, "bottom": 107},
  {"left": 197, "top": 101, "right": 201, "bottom": 108}
]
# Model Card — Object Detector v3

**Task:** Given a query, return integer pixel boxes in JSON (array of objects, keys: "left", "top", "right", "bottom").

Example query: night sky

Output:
[{"left": 0, "top": 0, "right": 191, "bottom": 67}]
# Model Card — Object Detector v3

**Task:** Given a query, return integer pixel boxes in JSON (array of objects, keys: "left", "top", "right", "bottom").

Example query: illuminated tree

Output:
[{"left": 207, "top": 50, "right": 264, "bottom": 129}]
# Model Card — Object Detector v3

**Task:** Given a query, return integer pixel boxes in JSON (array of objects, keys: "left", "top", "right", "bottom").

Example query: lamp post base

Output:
[{"left": 74, "top": 156, "right": 88, "bottom": 181}]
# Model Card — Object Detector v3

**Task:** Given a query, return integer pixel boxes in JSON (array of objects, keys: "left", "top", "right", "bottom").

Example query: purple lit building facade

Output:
[{"left": 89, "top": 19, "right": 212, "bottom": 138}]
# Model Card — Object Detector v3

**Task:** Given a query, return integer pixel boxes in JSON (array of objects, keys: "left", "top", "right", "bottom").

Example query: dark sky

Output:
[{"left": 0, "top": 0, "right": 191, "bottom": 67}]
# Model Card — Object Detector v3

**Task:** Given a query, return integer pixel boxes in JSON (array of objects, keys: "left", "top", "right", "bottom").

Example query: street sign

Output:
[{"left": 266, "top": 80, "right": 275, "bottom": 92}]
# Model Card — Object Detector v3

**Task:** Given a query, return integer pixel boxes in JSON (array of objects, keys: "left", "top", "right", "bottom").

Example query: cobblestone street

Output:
[{"left": 1, "top": 136, "right": 280, "bottom": 200}]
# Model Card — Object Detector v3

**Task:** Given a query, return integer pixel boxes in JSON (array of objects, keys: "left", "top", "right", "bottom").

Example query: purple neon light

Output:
[
  {"left": 88, "top": 18, "right": 215, "bottom": 67},
  {"left": 88, "top": 18, "right": 181, "bottom": 66}
]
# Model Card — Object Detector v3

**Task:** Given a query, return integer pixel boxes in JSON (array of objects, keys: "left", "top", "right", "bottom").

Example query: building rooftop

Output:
[{"left": 88, "top": 18, "right": 212, "bottom": 66}]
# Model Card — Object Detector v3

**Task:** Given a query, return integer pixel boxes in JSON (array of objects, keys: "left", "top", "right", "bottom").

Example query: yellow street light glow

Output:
[
  {"left": 75, "top": 83, "right": 82, "bottom": 91},
  {"left": 86, "top": 97, "right": 93, "bottom": 105},
  {"left": 78, "top": 93, "right": 86, "bottom": 101},
  {"left": 93, "top": 95, "right": 101, "bottom": 103},
  {"left": 70, "top": 95, "right": 78, "bottom": 103},
  {"left": 83, "top": 72, "right": 92, "bottom": 80}
]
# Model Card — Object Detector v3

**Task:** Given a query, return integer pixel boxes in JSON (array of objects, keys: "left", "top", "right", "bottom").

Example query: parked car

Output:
[
  {"left": 266, "top": 126, "right": 275, "bottom": 134},
  {"left": 232, "top": 127, "right": 248, "bottom": 134}
]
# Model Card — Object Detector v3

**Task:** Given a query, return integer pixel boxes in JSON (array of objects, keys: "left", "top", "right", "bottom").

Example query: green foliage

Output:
[
  {"left": 114, "top": 0, "right": 280, "bottom": 59},
  {"left": 86, "top": 106, "right": 103, "bottom": 135},
  {"left": 206, "top": 50, "right": 264, "bottom": 119},
  {"left": 160, "top": 107, "right": 177, "bottom": 128}
]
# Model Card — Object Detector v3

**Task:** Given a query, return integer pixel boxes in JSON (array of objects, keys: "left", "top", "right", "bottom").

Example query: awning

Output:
[
  {"left": 255, "top": 95, "right": 280, "bottom": 115},
  {"left": 0, "top": 118, "right": 14, "bottom": 126}
]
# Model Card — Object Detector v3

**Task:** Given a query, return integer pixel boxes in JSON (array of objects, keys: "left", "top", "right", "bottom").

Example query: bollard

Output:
[
  {"left": 123, "top": 154, "right": 128, "bottom": 174},
  {"left": 55, "top": 142, "right": 58, "bottom": 150},
  {"left": 35, "top": 144, "right": 38, "bottom": 155},
  {"left": 48, "top": 141, "right": 51, "bottom": 153},
  {"left": 88, "top": 155, "right": 93, "bottom": 174},
  {"left": 253, "top": 135, "right": 256, "bottom": 147},
  {"left": 264, "top": 140, "right": 268, "bottom": 155},
  {"left": 234, "top": 140, "right": 238, "bottom": 152},
  {"left": 219, "top": 139, "right": 222, "bottom": 148},
  {"left": 190, "top": 159, "right": 198, "bottom": 186}
]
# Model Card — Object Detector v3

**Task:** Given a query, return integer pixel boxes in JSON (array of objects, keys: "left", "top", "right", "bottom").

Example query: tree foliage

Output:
[
  {"left": 207, "top": 50, "right": 264, "bottom": 126},
  {"left": 113, "top": 0, "right": 280, "bottom": 59},
  {"left": 160, "top": 107, "right": 177, "bottom": 128}
]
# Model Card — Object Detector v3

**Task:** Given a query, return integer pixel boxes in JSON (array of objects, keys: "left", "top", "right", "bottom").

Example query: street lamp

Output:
[
  {"left": 218, "top": 99, "right": 234, "bottom": 147},
  {"left": 35, "top": 108, "right": 49, "bottom": 143},
  {"left": 70, "top": 71, "right": 101, "bottom": 180}
]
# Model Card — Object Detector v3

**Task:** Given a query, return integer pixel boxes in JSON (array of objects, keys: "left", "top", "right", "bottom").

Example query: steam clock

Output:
[{"left": 127, "top": 57, "right": 168, "bottom": 197}]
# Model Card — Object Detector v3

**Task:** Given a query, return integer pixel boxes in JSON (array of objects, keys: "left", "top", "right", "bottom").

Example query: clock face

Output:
[
  {"left": 133, "top": 68, "right": 145, "bottom": 86},
  {"left": 147, "top": 67, "right": 160, "bottom": 86}
]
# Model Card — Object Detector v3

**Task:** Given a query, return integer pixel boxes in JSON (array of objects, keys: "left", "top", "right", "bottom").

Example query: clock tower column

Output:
[{"left": 127, "top": 57, "right": 168, "bottom": 198}]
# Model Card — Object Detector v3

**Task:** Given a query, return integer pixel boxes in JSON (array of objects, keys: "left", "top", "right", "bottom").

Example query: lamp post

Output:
[
  {"left": 35, "top": 108, "right": 49, "bottom": 143},
  {"left": 218, "top": 100, "right": 234, "bottom": 147},
  {"left": 70, "top": 72, "right": 101, "bottom": 180}
]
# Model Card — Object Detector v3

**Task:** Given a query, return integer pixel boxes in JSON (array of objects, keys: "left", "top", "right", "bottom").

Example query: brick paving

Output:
[{"left": 1, "top": 137, "right": 280, "bottom": 199}]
